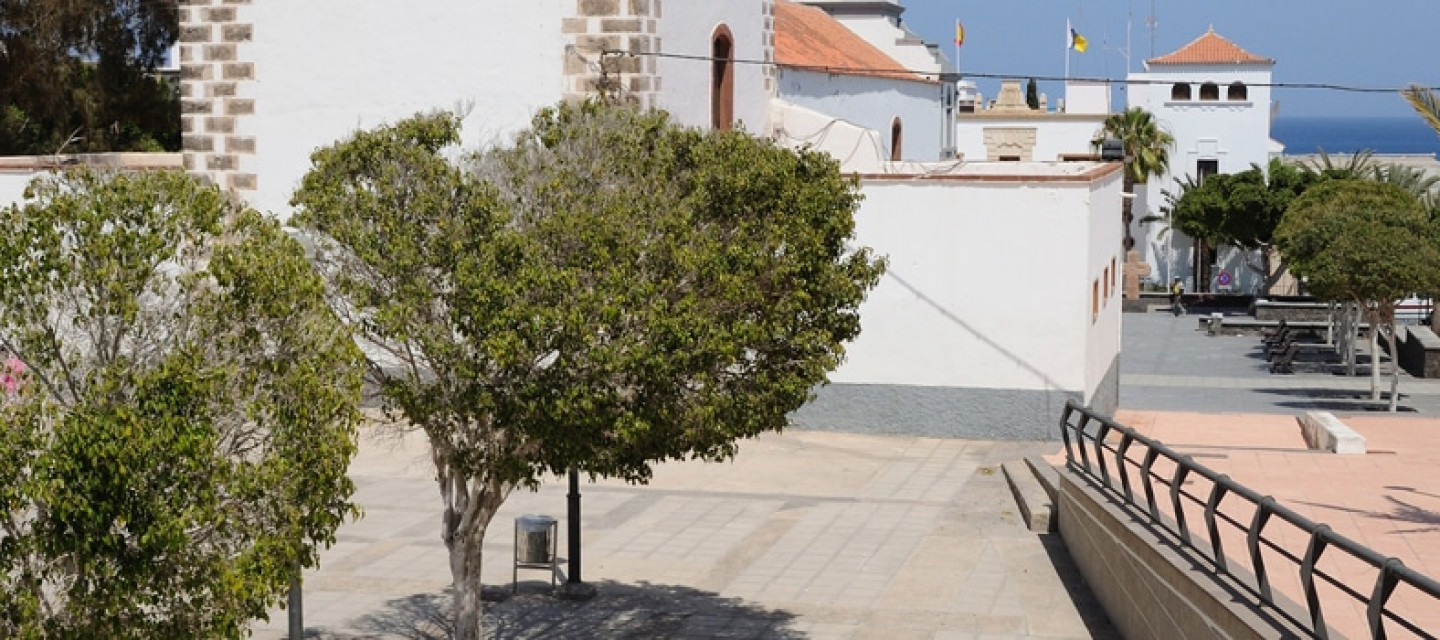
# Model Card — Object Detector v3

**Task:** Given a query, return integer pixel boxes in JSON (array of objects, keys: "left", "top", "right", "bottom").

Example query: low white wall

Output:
[{"left": 0, "top": 154, "right": 184, "bottom": 211}]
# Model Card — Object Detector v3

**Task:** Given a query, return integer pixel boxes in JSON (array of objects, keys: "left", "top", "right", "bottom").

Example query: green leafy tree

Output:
[
  {"left": 0, "top": 169, "right": 364, "bottom": 637},
  {"left": 1094, "top": 107, "right": 1174, "bottom": 252},
  {"left": 1167, "top": 159, "right": 1318, "bottom": 293},
  {"left": 291, "top": 103, "right": 885, "bottom": 638},
  {"left": 1276, "top": 180, "right": 1440, "bottom": 410},
  {"left": 0, "top": 0, "right": 179, "bottom": 153},
  {"left": 1025, "top": 78, "right": 1040, "bottom": 110}
]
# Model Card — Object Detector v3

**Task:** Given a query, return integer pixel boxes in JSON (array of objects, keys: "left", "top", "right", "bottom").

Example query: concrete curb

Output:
[{"left": 1003, "top": 459, "right": 1055, "bottom": 532}]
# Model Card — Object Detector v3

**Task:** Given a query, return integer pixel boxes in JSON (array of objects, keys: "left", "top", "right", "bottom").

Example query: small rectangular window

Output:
[{"left": 1092, "top": 280, "right": 1100, "bottom": 323}]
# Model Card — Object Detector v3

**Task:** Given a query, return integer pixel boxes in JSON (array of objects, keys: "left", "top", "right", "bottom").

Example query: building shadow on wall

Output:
[
  {"left": 1037, "top": 533, "right": 1124, "bottom": 639},
  {"left": 336, "top": 580, "right": 802, "bottom": 639}
]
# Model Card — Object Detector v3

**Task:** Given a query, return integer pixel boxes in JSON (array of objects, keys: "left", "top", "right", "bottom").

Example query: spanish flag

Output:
[
  {"left": 1069, "top": 25, "right": 1088, "bottom": 52},
  {"left": 955, "top": 20, "right": 965, "bottom": 47}
]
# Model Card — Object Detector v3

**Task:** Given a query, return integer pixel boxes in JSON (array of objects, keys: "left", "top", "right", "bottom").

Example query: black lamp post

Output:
[{"left": 556, "top": 468, "right": 596, "bottom": 600}]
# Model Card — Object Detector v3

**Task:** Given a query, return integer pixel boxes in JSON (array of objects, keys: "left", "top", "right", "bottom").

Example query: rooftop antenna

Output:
[
  {"left": 1102, "top": 14, "right": 1132, "bottom": 74},
  {"left": 1146, "top": 0, "right": 1157, "bottom": 58}
]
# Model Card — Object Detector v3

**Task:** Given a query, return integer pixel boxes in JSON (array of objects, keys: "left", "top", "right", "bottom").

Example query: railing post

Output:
[
  {"left": 1095, "top": 420, "right": 1112, "bottom": 489},
  {"left": 1170, "top": 459, "right": 1193, "bottom": 545},
  {"left": 1140, "top": 448, "right": 1161, "bottom": 521},
  {"left": 1060, "top": 403, "right": 1076, "bottom": 466},
  {"left": 1367, "top": 557, "right": 1404, "bottom": 640},
  {"left": 1115, "top": 434, "right": 1135, "bottom": 503},
  {"left": 1302, "top": 525, "right": 1332, "bottom": 640},
  {"left": 1247, "top": 497, "right": 1276, "bottom": 603},
  {"left": 1204, "top": 479, "right": 1230, "bottom": 573}
]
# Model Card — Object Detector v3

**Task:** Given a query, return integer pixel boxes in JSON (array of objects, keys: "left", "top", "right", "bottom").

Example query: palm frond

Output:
[{"left": 1403, "top": 85, "right": 1440, "bottom": 140}]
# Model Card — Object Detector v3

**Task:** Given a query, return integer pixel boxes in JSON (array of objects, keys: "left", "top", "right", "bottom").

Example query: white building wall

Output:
[
  {"left": 955, "top": 116, "right": 1106, "bottom": 161},
  {"left": 1128, "top": 64, "right": 1275, "bottom": 292},
  {"left": 791, "top": 163, "right": 1123, "bottom": 438},
  {"left": 834, "top": 178, "right": 1090, "bottom": 390},
  {"left": 0, "top": 172, "right": 34, "bottom": 209},
  {"left": 655, "top": 3, "right": 770, "bottom": 132},
  {"left": 240, "top": 0, "right": 567, "bottom": 217},
  {"left": 1085, "top": 169, "right": 1125, "bottom": 406},
  {"left": 777, "top": 69, "right": 942, "bottom": 161},
  {"left": 827, "top": 14, "right": 944, "bottom": 74}
]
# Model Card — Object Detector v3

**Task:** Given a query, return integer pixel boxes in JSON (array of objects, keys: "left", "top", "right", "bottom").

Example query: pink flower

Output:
[{"left": 2, "top": 356, "right": 25, "bottom": 396}]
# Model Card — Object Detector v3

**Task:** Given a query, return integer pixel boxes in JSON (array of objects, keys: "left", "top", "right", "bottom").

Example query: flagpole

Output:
[
  {"left": 954, "top": 19, "right": 960, "bottom": 77},
  {"left": 1065, "top": 19, "right": 1071, "bottom": 80}
]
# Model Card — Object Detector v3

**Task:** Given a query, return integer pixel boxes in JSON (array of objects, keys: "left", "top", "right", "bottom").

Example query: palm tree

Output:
[
  {"left": 1299, "top": 147, "right": 1376, "bottom": 180},
  {"left": 1094, "top": 108, "right": 1175, "bottom": 252},
  {"left": 1403, "top": 84, "right": 1440, "bottom": 137}
]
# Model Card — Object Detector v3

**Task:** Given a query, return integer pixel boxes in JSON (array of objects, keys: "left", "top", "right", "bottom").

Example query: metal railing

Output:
[{"left": 1060, "top": 400, "right": 1440, "bottom": 639}]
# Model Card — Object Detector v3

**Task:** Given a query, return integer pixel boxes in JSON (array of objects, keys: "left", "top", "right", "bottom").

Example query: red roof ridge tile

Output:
[
  {"left": 773, "top": 0, "right": 933, "bottom": 83},
  {"left": 1146, "top": 27, "right": 1274, "bottom": 67}
]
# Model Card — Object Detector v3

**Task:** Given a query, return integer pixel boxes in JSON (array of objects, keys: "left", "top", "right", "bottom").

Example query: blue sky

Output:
[{"left": 897, "top": 0, "right": 1440, "bottom": 118}]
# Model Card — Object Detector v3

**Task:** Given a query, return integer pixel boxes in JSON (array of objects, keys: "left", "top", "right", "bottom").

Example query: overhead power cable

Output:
[{"left": 601, "top": 49, "right": 1440, "bottom": 95}]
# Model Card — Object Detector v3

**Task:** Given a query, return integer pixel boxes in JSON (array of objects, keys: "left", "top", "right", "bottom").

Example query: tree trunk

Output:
[
  {"left": 1325, "top": 303, "right": 1335, "bottom": 347},
  {"left": 1386, "top": 320, "right": 1401, "bottom": 412},
  {"left": 1121, "top": 176, "right": 1135, "bottom": 250},
  {"left": 433, "top": 445, "right": 510, "bottom": 640},
  {"left": 1342, "top": 302, "right": 1353, "bottom": 377},
  {"left": 451, "top": 521, "right": 488, "bottom": 640},
  {"left": 1370, "top": 311, "right": 1381, "bottom": 401}
]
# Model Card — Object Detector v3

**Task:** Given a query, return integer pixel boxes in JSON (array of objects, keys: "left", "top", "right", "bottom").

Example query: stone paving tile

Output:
[{"left": 249, "top": 427, "right": 1114, "bottom": 639}]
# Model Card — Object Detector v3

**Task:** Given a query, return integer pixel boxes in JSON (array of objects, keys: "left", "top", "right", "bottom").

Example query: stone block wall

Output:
[
  {"left": 178, "top": 0, "right": 257, "bottom": 194},
  {"left": 563, "top": 0, "right": 662, "bottom": 109},
  {"left": 761, "top": 0, "right": 776, "bottom": 97}
]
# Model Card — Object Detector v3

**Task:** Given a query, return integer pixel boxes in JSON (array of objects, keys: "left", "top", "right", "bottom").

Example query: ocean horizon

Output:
[{"left": 1273, "top": 116, "right": 1440, "bottom": 156}]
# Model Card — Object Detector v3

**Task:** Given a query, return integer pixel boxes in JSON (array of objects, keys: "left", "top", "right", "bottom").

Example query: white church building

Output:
[
  {"left": 1, "top": 0, "right": 1124, "bottom": 439},
  {"left": 1126, "top": 28, "right": 1283, "bottom": 294}
]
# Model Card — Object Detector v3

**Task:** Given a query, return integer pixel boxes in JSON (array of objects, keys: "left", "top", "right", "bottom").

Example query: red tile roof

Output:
[
  {"left": 773, "top": 1, "right": 932, "bottom": 83},
  {"left": 1146, "top": 28, "right": 1273, "bottom": 66}
]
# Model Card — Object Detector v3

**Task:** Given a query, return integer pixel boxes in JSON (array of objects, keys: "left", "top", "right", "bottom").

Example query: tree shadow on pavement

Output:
[
  {"left": 344, "top": 580, "right": 802, "bottom": 639},
  {"left": 1294, "top": 492, "right": 1440, "bottom": 535}
]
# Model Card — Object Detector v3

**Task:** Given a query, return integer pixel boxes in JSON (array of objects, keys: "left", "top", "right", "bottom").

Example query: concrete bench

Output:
[{"left": 1298, "top": 411, "right": 1366, "bottom": 455}]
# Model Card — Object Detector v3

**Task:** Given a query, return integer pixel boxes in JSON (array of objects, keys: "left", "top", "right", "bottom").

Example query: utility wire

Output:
[{"left": 602, "top": 49, "right": 1440, "bottom": 94}]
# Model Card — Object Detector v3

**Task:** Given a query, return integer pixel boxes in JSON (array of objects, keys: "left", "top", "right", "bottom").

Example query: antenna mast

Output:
[{"left": 1146, "top": 0, "right": 1157, "bottom": 58}]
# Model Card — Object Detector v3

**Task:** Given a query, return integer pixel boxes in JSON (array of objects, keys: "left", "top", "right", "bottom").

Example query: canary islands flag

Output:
[{"left": 1068, "top": 23, "right": 1088, "bottom": 52}]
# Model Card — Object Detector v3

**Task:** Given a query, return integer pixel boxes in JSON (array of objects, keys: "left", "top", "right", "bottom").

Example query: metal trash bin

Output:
[
  {"left": 513, "top": 515, "right": 558, "bottom": 591},
  {"left": 516, "top": 515, "right": 555, "bottom": 563}
]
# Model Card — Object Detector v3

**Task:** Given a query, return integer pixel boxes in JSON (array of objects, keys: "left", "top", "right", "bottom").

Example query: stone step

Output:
[
  {"left": 1002, "top": 459, "right": 1055, "bottom": 533},
  {"left": 1025, "top": 455, "right": 1061, "bottom": 504}
]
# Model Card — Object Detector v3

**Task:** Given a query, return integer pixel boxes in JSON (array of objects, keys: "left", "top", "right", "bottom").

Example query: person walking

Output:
[{"left": 1169, "top": 277, "right": 1186, "bottom": 316}]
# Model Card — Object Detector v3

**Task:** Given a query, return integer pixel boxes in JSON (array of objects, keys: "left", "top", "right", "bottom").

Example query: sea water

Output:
[{"left": 1273, "top": 116, "right": 1440, "bottom": 156}]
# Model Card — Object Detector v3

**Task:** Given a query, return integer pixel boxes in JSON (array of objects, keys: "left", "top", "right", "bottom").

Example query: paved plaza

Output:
[
  {"left": 1122, "top": 310, "right": 1440, "bottom": 415},
  {"left": 251, "top": 310, "right": 1440, "bottom": 638},
  {"left": 250, "top": 426, "right": 1114, "bottom": 639},
  {"left": 1115, "top": 312, "right": 1440, "bottom": 637}
]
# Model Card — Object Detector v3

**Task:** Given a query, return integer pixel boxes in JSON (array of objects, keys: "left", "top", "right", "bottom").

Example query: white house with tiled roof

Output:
[
  {"left": 1126, "top": 28, "right": 1280, "bottom": 293},
  {"left": 768, "top": 0, "right": 945, "bottom": 168}
]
